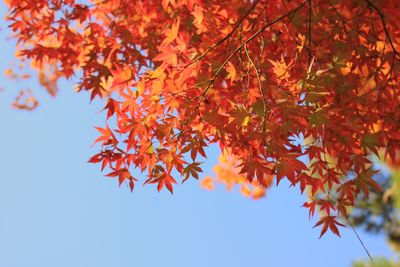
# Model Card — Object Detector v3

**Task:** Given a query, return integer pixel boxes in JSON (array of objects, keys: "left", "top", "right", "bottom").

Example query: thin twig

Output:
[
  {"left": 86, "top": 0, "right": 109, "bottom": 8},
  {"left": 173, "top": 1, "right": 309, "bottom": 141},
  {"left": 190, "top": 0, "right": 309, "bottom": 120},
  {"left": 185, "top": 0, "right": 262, "bottom": 68},
  {"left": 345, "top": 216, "right": 374, "bottom": 262},
  {"left": 366, "top": 0, "right": 400, "bottom": 58},
  {"left": 244, "top": 43, "right": 267, "bottom": 131}
]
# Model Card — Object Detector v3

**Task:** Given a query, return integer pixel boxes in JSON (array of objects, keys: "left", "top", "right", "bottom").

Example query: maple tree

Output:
[{"left": 4, "top": 0, "right": 400, "bottom": 237}]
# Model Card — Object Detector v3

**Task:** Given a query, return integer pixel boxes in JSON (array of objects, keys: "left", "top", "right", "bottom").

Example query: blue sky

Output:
[{"left": 0, "top": 3, "right": 394, "bottom": 267}]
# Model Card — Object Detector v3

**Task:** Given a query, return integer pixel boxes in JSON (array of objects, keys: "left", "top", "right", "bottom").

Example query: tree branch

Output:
[
  {"left": 365, "top": 0, "right": 400, "bottom": 58},
  {"left": 185, "top": 0, "right": 262, "bottom": 67},
  {"left": 244, "top": 43, "right": 267, "bottom": 131},
  {"left": 190, "top": 0, "right": 309, "bottom": 121}
]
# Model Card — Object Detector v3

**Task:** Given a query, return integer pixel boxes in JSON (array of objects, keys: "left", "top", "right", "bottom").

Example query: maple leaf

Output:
[
  {"left": 313, "top": 216, "right": 346, "bottom": 238},
  {"left": 191, "top": 6, "right": 207, "bottom": 34},
  {"left": 153, "top": 45, "right": 178, "bottom": 67},
  {"left": 303, "top": 201, "right": 316, "bottom": 219},
  {"left": 297, "top": 34, "right": 306, "bottom": 52},
  {"left": 152, "top": 172, "right": 178, "bottom": 194},
  {"left": 276, "top": 155, "right": 307, "bottom": 185},
  {"left": 12, "top": 90, "right": 39, "bottom": 111},
  {"left": 240, "top": 185, "right": 252, "bottom": 197},
  {"left": 93, "top": 126, "right": 117, "bottom": 146},
  {"left": 226, "top": 61, "right": 237, "bottom": 82},
  {"left": 161, "top": 0, "right": 175, "bottom": 10},
  {"left": 355, "top": 168, "right": 382, "bottom": 198},
  {"left": 208, "top": 152, "right": 272, "bottom": 199},
  {"left": 251, "top": 187, "right": 266, "bottom": 200},
  {"left": 200, "top": 176, "right": 215, "bottom": 190},
  {"left": 183, "top": 162, "right": 203, "bottom": 182},
  {"left": 361, "top": 133, "right": 382, "bottom": 156},
  {"left": 162, "top": 18, "right": 180, "bottom": 46},
  {"left": 6, "top": 0, "right": 400, "bottom": 238},
  {"left": 102, "top": 98, "right": 120, "bottom": 120},
  {"left": 268, "top": 56, "right": 292, "bottom": 80},
  {"left": 111, "top": 65, "right": 134, "bottom": 88}
]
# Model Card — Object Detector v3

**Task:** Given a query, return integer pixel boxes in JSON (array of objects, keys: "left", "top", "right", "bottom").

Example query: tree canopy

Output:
[{"left": 4, "top": 0, "right": 400, "bottom": 237}]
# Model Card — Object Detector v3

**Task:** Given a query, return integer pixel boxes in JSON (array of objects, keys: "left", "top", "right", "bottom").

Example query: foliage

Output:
[
  {"left": 4, "top": 0, "right": 400, "bottom": 236},
  {"left": 348, "top": 162, "right": 400, "bottom": 266},
  {"left": 348, "top": 170, "right": 400, "bottom": 249},
  {"left": 353, "top": 258, "right": 400, "bottom": 267},
  {"left": 201, "top": 152, "right": 271, "bottom": 200},
  {"left": 348, "top": 168, "right": 400, "bottom": 267}
]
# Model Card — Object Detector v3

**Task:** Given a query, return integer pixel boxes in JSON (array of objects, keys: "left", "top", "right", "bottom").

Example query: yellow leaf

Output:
[
  {"left": 162, "top": 18, "right": 180, "bottom": 46},
  {"left": 226, "top": 61, "right": 237, "bottom": 82},
  {"left": 137, "top": 78, "right": 145, "bottom": 96},
  {"left": 297, "top": 34, "right": 305, "bottom": 52},
  {"left": 148, "top": 67, "right": 165, "bottom": 79},
  {"left": 252, "top": 187, "right": 266, "bottom": 199},
  {"left": 200, "top": 176, "right": 215, "bottom": 190},
  {"left": 242, "top": 115, "right": 250, "bottom": 127},
  {"left": 240, "top": 185, "right": 252, "bottom": 197},
  {"left": 268, "top": 56, "right": 291, "bottom": 79},
  {"left": 4, "top": 68, "right": 12, "bottom": 77},
  {"left": 191, "top": 6, "right": 207, "bottom": 34},
  {"left": 111, "top": 66, "right": 133, "bottom": 88},
  {"left": 162, "top": 0, "right": 170, "bottom": 10},
  {"left": 146, "top": 144, "right": 154, "bottom": 154}
]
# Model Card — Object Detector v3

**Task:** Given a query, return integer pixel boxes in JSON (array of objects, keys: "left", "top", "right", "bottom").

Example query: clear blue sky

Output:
[{"left": 0, "top": 3, "right": 393, "bottom": 267}]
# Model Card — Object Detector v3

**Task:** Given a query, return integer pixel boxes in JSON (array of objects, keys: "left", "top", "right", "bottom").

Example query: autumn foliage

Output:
[
  {"left": 201, "top": 152, "right": 271, "bottom": 200},
  {"left": 5, "top": 0, "right": 400, "bottom": 237}
]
